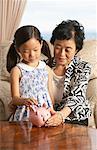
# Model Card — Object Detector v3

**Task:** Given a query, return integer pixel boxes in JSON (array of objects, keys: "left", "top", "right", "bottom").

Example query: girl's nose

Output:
[{"left": 30, "top": 50, "right": 34, "bottom": 57}]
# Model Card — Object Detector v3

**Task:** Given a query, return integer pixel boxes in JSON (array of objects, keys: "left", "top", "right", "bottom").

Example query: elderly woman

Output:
[{"left": 45, "top": 20, "right": 91, "bottom": 127}]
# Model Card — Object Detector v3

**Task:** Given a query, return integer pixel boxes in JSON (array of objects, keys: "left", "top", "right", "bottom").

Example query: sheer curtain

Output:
[{"left": 0, "top": 0, "right": 27, "bottom": 78}]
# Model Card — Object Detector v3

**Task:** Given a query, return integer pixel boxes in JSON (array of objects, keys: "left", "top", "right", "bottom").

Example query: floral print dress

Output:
[{"left": 10, "top": 61, "right": 52, "bottom": 121}]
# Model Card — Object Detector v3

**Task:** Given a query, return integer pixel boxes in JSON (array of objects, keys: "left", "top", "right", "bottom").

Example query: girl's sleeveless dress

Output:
[{"left": 10, "top": 61, "right": 52, "bottom": 121}]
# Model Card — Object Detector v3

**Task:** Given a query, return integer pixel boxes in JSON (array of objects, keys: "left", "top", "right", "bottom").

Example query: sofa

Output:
[{"left": 0, "top": 40, "right": 97, "bottom": 128}]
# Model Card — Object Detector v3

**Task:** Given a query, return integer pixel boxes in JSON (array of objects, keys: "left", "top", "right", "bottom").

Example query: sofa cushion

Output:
[
  {"left": 0, "top": 80, "right": 11, "bottom": 120},
  {"left": 77, "top": 40, "right": 97, "bottom": 80},
  {"left": 86, "top": 78, "right": 97, "bottom": 127},
  {"left": 77, "top": 40, "right": 97, "bottom": 128},
  {"left": 0, "top": 42, "right": 11, "bottom": 81}
]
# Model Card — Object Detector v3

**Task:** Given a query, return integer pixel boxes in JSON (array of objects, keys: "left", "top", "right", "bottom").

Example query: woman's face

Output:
[{"left": 54, "top": 39, "right": 77, "bottom": 66}]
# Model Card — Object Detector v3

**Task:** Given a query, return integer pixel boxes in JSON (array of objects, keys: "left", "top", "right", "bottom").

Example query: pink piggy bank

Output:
[{"left": 29, "top": 104, "right": 51, "bottom": 127}]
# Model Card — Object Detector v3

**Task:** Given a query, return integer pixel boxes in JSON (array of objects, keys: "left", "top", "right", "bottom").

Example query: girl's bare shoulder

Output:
[{"left": 10, "top": 66, "right": 21, "bottom": 77}]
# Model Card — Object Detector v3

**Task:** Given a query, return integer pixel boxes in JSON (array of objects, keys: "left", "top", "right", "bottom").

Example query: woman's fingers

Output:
[
  {"left": 49, "top": 108, "right": 56, "bottom": 115},
  {"left": 45, "top": 113, "right": 62, "bottom": 127}
]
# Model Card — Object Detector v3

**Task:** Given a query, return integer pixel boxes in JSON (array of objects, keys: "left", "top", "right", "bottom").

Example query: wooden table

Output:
[{"left": 0, "top": 121, "right": 97, "bottom": 150}]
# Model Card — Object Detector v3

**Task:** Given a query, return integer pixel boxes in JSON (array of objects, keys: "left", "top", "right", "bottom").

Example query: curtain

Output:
[
  {"left": 0, "top": 0, "right": 27, "bottom": 44},
  {"left": 0, "top": 0, "right": 27, "bottom": 78}
]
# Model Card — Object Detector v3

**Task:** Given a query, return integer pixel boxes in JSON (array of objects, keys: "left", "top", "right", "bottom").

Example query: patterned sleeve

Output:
[{"left": 64, "top": 61, "right": 91, "bottom": 120}]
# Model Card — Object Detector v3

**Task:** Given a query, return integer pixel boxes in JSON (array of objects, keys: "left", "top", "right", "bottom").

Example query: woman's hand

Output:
[
  {"left": 45, "top": 112, "right": 63, "bottom": 127},
  {"left": 48, "top": 107, "right": 56, "bottom": 115}
]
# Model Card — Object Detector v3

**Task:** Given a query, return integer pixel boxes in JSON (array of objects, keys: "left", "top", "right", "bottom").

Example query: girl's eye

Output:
[
  {"left": 23, "top": 50, "right": 29, "bottom": 53},
  {"left": 34, "top": 49, "right": 38, "bottom": 51}
]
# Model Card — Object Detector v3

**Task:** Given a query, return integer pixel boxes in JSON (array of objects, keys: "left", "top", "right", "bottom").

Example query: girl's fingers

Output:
[
  {"left": 8, "top": 102, "right": 16, "bottom": 112},
  {"left": 29, "top": 98, "right": 38, "bottom": 105},
  {"left": 32, "top": 99, "right": 38, "bottom": 105}
]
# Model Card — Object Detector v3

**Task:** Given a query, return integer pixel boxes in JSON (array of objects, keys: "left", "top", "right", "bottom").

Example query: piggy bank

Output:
[{"left": 29, "top": 104, "right": 51, "bottom": 127}]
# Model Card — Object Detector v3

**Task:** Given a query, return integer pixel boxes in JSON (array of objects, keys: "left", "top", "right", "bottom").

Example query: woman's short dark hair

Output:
[{"left": 50, "top": 20, "right": 85, "bottom": 51}]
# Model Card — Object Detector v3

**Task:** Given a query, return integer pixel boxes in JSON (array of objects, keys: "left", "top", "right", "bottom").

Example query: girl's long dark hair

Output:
[
  {"left": 41, "top": 40, "right": 53, "bottom": 67},
  {"left": 6, "top": 43, "right": 20, "bottom": 73},
  {"left": 6, "top": 25, "right": 52, "bottom": 73}
]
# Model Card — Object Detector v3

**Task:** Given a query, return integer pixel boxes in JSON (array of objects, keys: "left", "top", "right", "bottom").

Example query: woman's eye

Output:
[
  {"left": 65, "top": 48, "right": 70, "bottom": 52},
  {"left": 65, "top": 49, "right": 69, "bottom": 52},
  {"left": 55, "top": 47, "right": 61, "bottom": 50},
  {"left": 56, "top": 46, "right": 60, "bottom": 49}
]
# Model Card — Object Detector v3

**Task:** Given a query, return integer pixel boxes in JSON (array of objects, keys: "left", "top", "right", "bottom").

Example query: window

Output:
[{"left": 20, "top": 0, "right": 97, "bottom": 40}]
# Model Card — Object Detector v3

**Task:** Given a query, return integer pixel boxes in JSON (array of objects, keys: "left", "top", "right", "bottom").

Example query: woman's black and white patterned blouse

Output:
[{"left": 53, "top": 56, "right": 91, "bottom": 121}]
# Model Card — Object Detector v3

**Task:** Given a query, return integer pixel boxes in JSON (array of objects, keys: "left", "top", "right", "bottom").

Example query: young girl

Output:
[{"left": 7, "top": 25, "right": 55, "bottom": 123}]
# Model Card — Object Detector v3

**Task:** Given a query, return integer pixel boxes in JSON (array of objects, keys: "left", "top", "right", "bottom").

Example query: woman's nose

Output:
[{"left": 61, "top": 48, "right": 66, "bottom": 56}]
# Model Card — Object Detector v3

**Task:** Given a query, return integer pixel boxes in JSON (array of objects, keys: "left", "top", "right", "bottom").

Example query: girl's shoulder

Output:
[
  {"left": 38, "top": 61, "right": 47, "bottom": 69},
  {"left": 39, "top": 60, "right": 52, "bottom": 73},
  {"left": 10, "top": 65, "right": 21, "bottom": 78},
  {"left": 11, "top": 65, "right": 21, "bottom": 73},
  {"left": 45, "top": 64, "right": 52, "bottom": 73}
]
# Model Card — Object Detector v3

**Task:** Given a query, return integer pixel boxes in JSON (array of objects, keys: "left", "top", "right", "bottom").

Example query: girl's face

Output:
[
  {"left": 18, "top": 38, "right": 42, "bottom": 67},
  {"left": 54, "top": 39, "right": 77, "bottom": 67}
]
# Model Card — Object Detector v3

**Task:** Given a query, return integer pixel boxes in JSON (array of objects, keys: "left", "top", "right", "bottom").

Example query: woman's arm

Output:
[
  {"left": 64, "top": 61, "right": 91, "bottom": 120},
  {"left": 46, "top": 61, "right": 91, "bottom": 126}
]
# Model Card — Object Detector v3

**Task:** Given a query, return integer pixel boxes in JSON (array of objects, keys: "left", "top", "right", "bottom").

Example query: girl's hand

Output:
[
  {"left": 8, "top": 101, "right": 17, "bottom": 113},
  {"left": 8, "top": 98, "right": 38, "bottom": 113},
  {"left": 24, "top": 98, "right": 38, "bottom": 107},
  {"left": 45, "top": 112, "right": 63, "bottom": 127}
]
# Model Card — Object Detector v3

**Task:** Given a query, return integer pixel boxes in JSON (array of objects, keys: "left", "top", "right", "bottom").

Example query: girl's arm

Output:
[{"left": 10, "top": 66, "right": 34, "bottom": 106}]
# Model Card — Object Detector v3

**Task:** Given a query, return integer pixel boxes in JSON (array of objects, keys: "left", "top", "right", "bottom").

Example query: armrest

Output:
[
  {"left": 87, "top": 78, "right": 97, "bottom": 128},
  {"left": 0, "top": 80, "right": 11, "bottom": 120}
]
